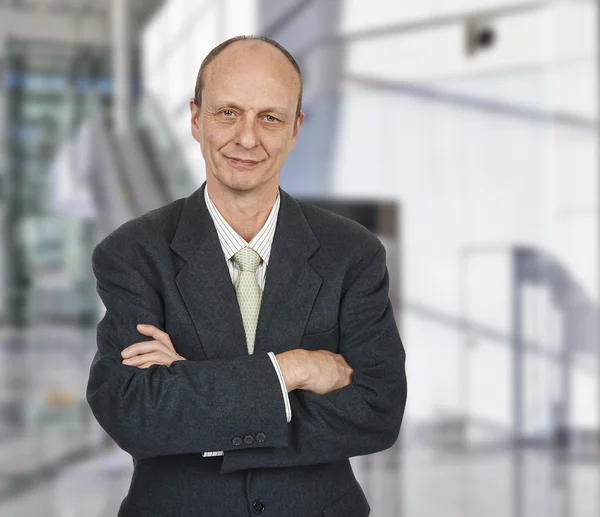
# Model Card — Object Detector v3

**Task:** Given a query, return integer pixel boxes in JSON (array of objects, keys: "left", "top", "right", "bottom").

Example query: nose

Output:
[{"left": 235, "top": 113, "right": 259, "bottom": 149}]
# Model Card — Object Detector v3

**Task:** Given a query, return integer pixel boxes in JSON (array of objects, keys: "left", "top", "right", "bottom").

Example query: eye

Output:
[
  {"left": 264, "top": 115, "right": 279, "bottom": 123},
  {"left": 220, "top": 109, "right": 235, "bottom": 117}
]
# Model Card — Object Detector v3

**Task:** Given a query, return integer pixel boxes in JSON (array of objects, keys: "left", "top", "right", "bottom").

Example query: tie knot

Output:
[{"left": 232, "top": 247, "right": 262, "bottom": 272}]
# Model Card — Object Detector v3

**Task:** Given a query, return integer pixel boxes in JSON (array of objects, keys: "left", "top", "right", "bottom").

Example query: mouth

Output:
[{"left": 225, "top": 156, "right": 262, "bottom": 167}]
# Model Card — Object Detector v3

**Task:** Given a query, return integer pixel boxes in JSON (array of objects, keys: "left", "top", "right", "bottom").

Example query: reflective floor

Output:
[
  {"left": 1, "top": 441, "right": 599, "bottom": 516},
  {"left": 0, "top": 326, "right": 598, "bottom": 516}
]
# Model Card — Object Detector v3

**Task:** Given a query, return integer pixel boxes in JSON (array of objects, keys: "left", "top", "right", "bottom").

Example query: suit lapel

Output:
[
  {"left": 253, "top": 188, "right": 322, "bottom": 355},
  {"left": 170, "top": 184, "right": 246, "bottom": 359},
  {"left": 170, "top": 182, "right": 322, "bottom": 359}
]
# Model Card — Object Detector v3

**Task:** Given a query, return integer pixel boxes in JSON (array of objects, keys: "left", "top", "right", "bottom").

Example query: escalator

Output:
[
  {"left": 88, "top": 123, "right": 136, "bottom": 241},
  {"left": 136, "top": 94, "right": 198, "bottom": 201},
  {"left": 90, "top": 94, "right": 199, "bottom": 240},
  {"left": 0, "top": 98, "right": 199, "bottom": 503}
]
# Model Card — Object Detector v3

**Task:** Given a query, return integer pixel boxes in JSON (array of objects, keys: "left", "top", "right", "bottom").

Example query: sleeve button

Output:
[
  {"left": 243, "top": 434, "right": 254, "bottom": 445},
  {"left": 256, "top": 432, "right": 267, "bottom": 443},
  {"left": 232, "top": 436, "right": 243, "bottom": 446}
]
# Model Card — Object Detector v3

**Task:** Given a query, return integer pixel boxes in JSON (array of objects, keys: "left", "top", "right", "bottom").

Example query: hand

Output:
[
  {"left": 276, "top": 349, "right": 353, "bottom": 395},
  {"left": 121, "top": 324, "right": 187, "bottom": 368}
]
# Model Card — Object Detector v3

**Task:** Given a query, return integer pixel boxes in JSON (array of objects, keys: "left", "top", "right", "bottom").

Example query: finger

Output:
[
  {"left": 139, "top": 361, "right": 163, "bottom": 369},
  {"left": 136, "top": 353, "right": 187, "bottom": 368},
  {"left": 127, "top": 352, "right": 172, "bottom": 367},
  {"left": 122, "top": 352, "right": 160, "bottom": 366},
  {"left": 139, "top": 357, "right": 182, "bottom": 368},
  {"left": 122, "top": 341, "right": 179, "bottom": 360},
  {"left": 122, "top": 340, "right": 160, "bottom": 357},
  {"left": 139, "top": 356, "right": 185, "bottom": 368},
  {"left": 136, "top": 324, "right": 174, "bottom": 351},
  {"left": 123, "top": 351, "right": 173, "bottom": 367}
]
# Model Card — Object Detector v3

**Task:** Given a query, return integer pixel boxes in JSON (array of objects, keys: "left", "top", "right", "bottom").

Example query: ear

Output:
[
  {"left": 289, "top": 110, "right": 305, "bottom": 150},
  {"left": 190, "top": 98, "right": 201, "bottom": 143}
]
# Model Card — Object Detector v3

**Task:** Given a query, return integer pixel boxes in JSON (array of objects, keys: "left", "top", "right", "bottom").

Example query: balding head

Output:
[
  {"left": 189, "top": 35, "right": 305, "bottom": 197},
  {"left": 194, "top": 36, "right": 303, "bottom": 124}
]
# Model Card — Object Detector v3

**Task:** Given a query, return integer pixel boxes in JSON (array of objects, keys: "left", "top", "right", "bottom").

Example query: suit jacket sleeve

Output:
[
  {"left": 200, "top": 353, "right": 292, "bottom": 457},
  {"left": 220, "top": 244, "right": 407, "bottom": 474},
  {"left": 86, "top": 239, "right": 291, "bottom": 460}
]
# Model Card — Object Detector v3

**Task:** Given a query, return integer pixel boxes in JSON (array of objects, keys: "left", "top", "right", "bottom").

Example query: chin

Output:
[{"left": 220, "top": 173, "right": 262, "bottom": 193}]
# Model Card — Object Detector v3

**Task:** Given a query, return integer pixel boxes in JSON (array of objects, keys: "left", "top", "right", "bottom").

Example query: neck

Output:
[{"left": 206, "top": 178, "right": 278, "bottom": 243}]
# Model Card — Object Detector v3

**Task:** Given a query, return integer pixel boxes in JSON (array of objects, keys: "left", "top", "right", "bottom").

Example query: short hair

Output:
[{"left": 193, "top": 35, "right": 303, "bottom": 121}]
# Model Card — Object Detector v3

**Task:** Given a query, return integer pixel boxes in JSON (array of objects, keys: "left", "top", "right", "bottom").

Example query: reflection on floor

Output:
[
  {"left": 0, "top": 326, "right": 598, "bottom": 516},
  {"left": 1, "top": 443, "right": 598, "bottom": 517}
]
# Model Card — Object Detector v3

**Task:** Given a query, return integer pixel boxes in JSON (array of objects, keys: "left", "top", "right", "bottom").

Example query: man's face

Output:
[{"left": 190, "top": 41, "right": 304, "bottom": 194}]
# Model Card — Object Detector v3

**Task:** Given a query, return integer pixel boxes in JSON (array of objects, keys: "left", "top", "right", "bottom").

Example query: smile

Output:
[{"left": 226, "top": 157, "right": 262, "bottom": 167}]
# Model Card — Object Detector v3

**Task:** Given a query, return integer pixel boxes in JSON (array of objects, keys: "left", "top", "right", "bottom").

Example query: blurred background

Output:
[{"left": 0, "top": 0, "right": 599, "bottom": 516}]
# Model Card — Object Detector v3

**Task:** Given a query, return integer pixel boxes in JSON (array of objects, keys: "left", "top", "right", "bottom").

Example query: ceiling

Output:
[{"left": 0, "top": 0, "right": 164, "bottom": 23}]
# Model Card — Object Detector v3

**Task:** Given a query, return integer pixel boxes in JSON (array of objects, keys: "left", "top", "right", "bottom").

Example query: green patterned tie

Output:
[{"left": 232, "top": 247, "right": 263, "bottom": 355}]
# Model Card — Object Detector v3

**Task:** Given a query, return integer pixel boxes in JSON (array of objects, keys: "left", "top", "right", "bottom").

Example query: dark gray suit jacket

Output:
[{"left": 86, "top": 182, "right": 407, "bottom": 517}]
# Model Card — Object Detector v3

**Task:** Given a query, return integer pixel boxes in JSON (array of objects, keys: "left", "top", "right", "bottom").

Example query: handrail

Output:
[{"left": 136, "top": 93, "right": 199, "bottom": 200}]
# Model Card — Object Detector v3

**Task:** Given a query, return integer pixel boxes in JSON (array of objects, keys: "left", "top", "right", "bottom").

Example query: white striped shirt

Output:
[{"left": 201, "top": 185, "right": 292, "bottom": 457}]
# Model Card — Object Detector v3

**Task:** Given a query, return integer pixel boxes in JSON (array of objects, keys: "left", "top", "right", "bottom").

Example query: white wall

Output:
[
  {"left": 141, "top": 0, "right": 599, "bottom": 435},
  {"left": 0, "top": 36, "right": 6, "bottom": 321},
  {"left": 548, "top": 0, "right": 598, "bottom": 432},
  {"left": 331, "top": 0, "right": 598, "bottom": 434}
]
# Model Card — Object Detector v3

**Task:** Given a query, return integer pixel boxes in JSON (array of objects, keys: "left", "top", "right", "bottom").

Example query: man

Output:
[{"left": 87, "top": 35, "right": 406, "bottom": 517}]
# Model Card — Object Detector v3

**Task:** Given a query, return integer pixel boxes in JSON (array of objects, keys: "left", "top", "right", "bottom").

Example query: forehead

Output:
[{"left": 202, "top": 41, "right": 300, "bottom": 111}]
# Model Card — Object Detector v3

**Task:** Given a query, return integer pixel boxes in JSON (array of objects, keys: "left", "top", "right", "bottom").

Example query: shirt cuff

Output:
[
  {"left": 201, "top": 451, "right": 224, "bottom": 457},
  {"left": 268, "top": 351, "right": 292, "bottom": 422}
]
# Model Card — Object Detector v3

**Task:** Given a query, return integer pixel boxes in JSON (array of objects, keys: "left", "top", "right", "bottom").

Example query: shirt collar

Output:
[{"left": 204, "top": 185, "right": 280, "bottom": 265}]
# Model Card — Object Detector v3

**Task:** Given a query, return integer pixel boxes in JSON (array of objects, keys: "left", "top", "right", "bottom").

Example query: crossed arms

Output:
[{"left": 86, "top": 240, "right": 407, "bottom": 474}]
